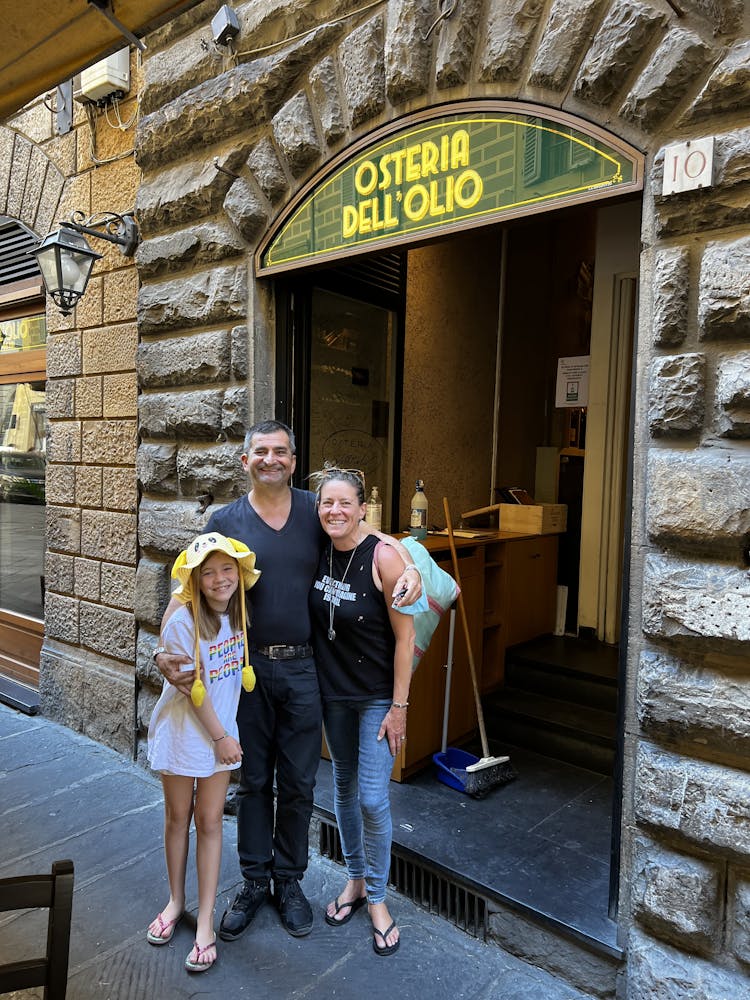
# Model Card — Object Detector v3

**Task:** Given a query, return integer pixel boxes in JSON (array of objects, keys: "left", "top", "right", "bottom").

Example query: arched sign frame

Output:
[{"left": 255, "top": 100, "right": 645, "bottom": 277}]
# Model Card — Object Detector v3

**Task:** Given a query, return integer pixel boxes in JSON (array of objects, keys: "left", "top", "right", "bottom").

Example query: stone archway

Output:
[{"left": 0, "top": 126, "right": 65, "bottom": 237}]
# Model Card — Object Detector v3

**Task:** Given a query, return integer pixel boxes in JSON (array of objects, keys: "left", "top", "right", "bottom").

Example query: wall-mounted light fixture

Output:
[{"left": 32, "top": 211, "right": 139, "bottom": 316}]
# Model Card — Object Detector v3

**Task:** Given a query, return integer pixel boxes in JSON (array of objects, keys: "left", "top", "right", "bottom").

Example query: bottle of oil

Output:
[
  {"left": 365, "top": 486, "right": 382, "bottom": 531},
  {"left": 409, "top": 479, "right": 428, "bottom": 540}
]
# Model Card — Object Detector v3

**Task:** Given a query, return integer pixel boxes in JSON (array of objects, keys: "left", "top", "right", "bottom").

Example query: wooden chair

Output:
[{"left": 0, "top": 859, "right": 74, "bottom": 999}]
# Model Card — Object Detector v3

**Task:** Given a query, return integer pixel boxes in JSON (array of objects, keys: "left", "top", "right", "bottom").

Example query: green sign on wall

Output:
[{"left": 258, "top": 107, "right": 642, "bottom": 274}]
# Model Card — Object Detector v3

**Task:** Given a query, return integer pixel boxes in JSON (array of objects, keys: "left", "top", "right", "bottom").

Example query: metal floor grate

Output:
[{"left": 318, "top": 818, "right": 488, "bottom": 940}]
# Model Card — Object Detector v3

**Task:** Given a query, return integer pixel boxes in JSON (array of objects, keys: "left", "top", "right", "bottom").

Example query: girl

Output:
[{"left": 147, "top": 532, "right": 260, "bottom": 973}]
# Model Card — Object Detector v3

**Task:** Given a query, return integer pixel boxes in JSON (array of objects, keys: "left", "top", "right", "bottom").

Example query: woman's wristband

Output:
[
  {"left": 392, "top": 701, "right": 409, "bottom": 709},
  {"left": 213, "top": 732, "right": 230, "bottom": 742}
]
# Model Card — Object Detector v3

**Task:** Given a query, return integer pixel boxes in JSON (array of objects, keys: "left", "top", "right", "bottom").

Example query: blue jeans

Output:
[{"left": 323, "top": 698, "right": 394, "bottom": 904}]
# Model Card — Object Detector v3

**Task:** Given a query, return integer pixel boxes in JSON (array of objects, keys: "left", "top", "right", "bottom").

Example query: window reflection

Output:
[
  {"left": 0, "top": 314, "right": 47, "bottom": 354},
  {"left": 0, "top": 380, "right": 46, "bottom": 619}
]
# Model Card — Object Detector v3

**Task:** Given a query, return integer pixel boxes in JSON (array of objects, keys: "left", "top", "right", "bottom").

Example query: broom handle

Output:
[{"left": 443, "top": 497, "right": 491, "bottom": 759}]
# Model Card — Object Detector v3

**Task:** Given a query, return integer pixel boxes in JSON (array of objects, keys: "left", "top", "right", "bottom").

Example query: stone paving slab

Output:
[{"left": 0, "top": 704, "right": 594, "bottom": 1000}]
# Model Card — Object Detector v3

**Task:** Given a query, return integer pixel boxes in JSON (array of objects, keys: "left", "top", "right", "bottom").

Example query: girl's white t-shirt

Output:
[{"left": 147, "top": 605, "right": 244, "bottom": 777}]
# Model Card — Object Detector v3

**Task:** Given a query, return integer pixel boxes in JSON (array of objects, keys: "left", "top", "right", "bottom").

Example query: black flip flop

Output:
[
  {"left": 324, "top": 894, "right": 367, "bottom": 927},
  {"left": 372, "top": 920, "right": 400, "bottom": 956}
]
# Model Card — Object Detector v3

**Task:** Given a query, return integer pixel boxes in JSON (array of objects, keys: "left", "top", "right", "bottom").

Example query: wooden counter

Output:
[{"left": 321, "top": 530, "right": 560, "bottom": 782}]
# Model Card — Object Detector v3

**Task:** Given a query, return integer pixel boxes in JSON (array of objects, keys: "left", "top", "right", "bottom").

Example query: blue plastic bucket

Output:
[{"left": 432, "top": 747, "right": 481, "bottom": 794}]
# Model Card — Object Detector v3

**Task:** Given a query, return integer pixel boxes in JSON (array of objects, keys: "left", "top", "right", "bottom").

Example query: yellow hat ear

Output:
[
  {"left": 190, "top": 677, "right": 206, "bottom": 707},
  {"left": 241, "top": 665, "right": 256, "bottom": 693},
  {"left": 171, "top": 550, "right": 188, "bottom": 579}
]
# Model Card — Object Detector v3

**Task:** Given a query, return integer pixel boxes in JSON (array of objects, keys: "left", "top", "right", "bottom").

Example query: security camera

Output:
[{"left": 211, "top": 4, "right": 240, "bottom": 46}]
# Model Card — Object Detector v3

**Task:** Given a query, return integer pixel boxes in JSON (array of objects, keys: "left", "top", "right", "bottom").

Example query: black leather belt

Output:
[{"left": 251, "top": 643, "right": 313, "bottom": 660}]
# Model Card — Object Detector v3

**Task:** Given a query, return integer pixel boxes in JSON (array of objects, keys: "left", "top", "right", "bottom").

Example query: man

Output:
[{"left": 154, "top": 420, "right": 420, "bottom": 941}]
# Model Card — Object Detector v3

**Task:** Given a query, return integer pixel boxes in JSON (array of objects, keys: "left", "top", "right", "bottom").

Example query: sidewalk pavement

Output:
[{"left": 0, "top": 703, "right": 592, "bottom": 1000}]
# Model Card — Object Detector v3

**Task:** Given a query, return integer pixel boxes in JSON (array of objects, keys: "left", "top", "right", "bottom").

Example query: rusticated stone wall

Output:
[
  {"left": 2, "top": 57, "right": 141, "bottom": 754},
  {"left": 128, "top": 1, "right": 750, "bottom": 997}
]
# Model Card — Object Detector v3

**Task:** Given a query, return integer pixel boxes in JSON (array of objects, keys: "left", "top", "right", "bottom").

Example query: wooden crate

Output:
[{"left": 498, "top": 502, "right": 567, "bottom": 535}]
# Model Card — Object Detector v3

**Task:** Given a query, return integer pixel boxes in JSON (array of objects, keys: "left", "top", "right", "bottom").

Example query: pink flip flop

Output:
[
  {"left": 146, "top": 911, "right": 182, "bottom": 945},
  {"left": 184, "top": 937, "right": 217, "bottom": 973}
]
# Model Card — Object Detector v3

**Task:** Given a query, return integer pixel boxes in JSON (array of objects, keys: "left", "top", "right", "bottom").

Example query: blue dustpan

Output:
[{"left": 433, "top": 746, "right": 482, "bottom": 794}]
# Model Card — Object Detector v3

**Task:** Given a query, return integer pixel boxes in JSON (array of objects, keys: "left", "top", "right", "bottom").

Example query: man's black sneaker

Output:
[
  {"left": 218, "top": 879, "right": 271, "bottom": 940},
  {"left": 273, "top": 878, "right": 313, "bottom": 937}
]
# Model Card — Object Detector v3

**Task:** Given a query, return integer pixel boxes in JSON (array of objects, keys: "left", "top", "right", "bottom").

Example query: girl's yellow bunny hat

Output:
[{"left": 171, "top": 533, "right": 261, "bottom": 706}]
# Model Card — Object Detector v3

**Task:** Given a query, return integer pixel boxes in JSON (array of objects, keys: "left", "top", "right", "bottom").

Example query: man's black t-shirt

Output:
[{"left": 206, "top": 488, "right": 323, "bottom": 647}]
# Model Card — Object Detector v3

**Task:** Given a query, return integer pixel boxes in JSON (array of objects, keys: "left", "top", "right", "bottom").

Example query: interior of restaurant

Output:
[{"left": 279, "top": 194, "right": 642, "bottom": 951}]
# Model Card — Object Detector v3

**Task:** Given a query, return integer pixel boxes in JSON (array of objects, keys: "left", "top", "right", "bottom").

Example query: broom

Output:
[{"left": 442, "top": 497, "right": 517, "bottom": 797}]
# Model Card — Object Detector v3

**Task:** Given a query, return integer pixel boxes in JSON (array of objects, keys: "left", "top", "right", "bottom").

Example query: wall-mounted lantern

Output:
[{"left": 32, "top": 211, "right": 139, "bottom": 316}]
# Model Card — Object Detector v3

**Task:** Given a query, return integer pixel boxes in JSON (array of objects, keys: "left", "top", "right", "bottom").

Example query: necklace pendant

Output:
[{"left": 327, "top": 627, "right": 336, "bottom": 641}]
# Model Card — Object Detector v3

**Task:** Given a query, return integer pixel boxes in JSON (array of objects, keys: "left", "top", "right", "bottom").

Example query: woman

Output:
[{"left": 309, "top": 467, "right": 415, "bottom": 956}]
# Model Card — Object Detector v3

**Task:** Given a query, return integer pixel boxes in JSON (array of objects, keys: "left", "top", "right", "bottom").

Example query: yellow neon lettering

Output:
[
  {"left": 359, "top": 200, "right": 373, "bottom": 234},
  {"left": 428, "top": 180, "right": 445, "bottom": 216},
  {"left": 378, "top": 154, "right": 392, "bottom": 191},
  {"left": 355, "top": 161, "right": 378, "bottom": 196},
  {"left": 390, "top": 149, "right": 408, "bottom": 186},
  {"left": 451, "top": 130, "right": 470, "bottom": 169},
  {"left": 384, "top": 194, "right": 399, "bottom": 228},
  {"left": 342, "top": 205, "right": 358, "bottom": 238},
  {"left": 441, "top": 135, "right": 449, "bottom": 171},
  {"left": 406, "top": 145, "right": 421, "bottom": 182},
  {"left": 404, "top": 184, "right": 429, "bottom": 221},
  {"left": 454, "top": 169, "right": 483, "bottom": 209},
  {"left": 421, "top": 141, "right": 440, "bottom": 177},
  {"left": 445, "top": 174, "right": 455, "bottom": 212}
]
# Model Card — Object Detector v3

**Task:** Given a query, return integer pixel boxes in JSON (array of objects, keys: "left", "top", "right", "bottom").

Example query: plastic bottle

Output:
[
  {"left": 365, "top": 486, "right": 382, "bottom": 531},
  {"left": 409, "top": 479, "right": 428, "bottom": 540}
]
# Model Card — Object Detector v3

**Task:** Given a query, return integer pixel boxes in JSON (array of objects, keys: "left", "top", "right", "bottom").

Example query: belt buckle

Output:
[{"left": 267, "top": 644, "right": 286, "bottom": 659}]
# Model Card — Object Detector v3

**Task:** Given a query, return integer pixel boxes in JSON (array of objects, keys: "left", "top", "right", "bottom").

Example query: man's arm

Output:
[{"left": 155, "top": 595, "right": 193, "bottom": 695}]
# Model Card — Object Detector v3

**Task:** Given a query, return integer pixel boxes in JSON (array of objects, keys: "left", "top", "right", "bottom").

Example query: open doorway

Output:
[{"left": 277, "top": 195, "right": 641, "bottom": 944}]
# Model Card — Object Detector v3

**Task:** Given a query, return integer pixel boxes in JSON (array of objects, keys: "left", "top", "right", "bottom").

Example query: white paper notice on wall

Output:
[
  {"left": 556, "top": 355, "right": 590, "bottom": 408},
  {"left": 662, "top": 138, "right": 714, "bottom": 196}
]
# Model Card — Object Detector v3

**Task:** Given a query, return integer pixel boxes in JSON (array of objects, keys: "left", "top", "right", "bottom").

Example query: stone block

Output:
[
  {"left": 103, "top": 373, "right": 138, "bottom": 419},
  {"left": 730, "top": 871, "right": 750, "bottom": 965},
  {"left": 713, "top": 127, "right": 750, "bottom": 192},
  {"left": 138, "top": 499, "right": 211, "bottom": 557},
  {"left": 683, "top": 40, "right": 750, "bottom": 123},
  {"left": 479, "top": 0, "right": 544, "bottom": 83},
  {"left": 222, "top": 385, "right": 249, "bottom": 439},
  {"left": 75, "top": 376, "right": 103, "bottom": 418},
  {"left": 74, "top": 558, "right": 101, "bottom": 601},
  {"left": 46, "top": 330, "right": 82, "bottom": 378},
  {"left": 339, "top": 14, "right": 386, "bottom": 129},
  {"left": 231, "top": 325, "right": 248, "bottom": 380},
  {"left": 39, "top": 641, "right": 85, "bottom": 734},
  {"left": 638, "top": 649, "right": 750, "bottom": 759},
  {"left": 384, "top": 0, "right": 433, "bottom": 104},
  {"left": 642, "top": 552, "right": 750, "bottom": 647},
  {"left": 646, "top": 448, "right": 750, "bottom": 554},
  {"left": 140, "top": 24, "right": 222, "bottom": 116},
  {"left": 138, "top": 266, "right": 247, "bottom": 334},
  {"left": 33, "top": 160, "right": 65, "bottom": 238},
  {"left": 44, "top": 592, "right": 80, "bottom": 643},
  {"left": 81, "top": 419, "right": 137, "bottom": 465},
  {"left": 136, "top": 328, "right": 231, "bottom": 388},
  {"left": 435, "top": 0, "right": 481, "bottom": 89},
  {"left": 101, "top": 269, "right": 139, "bottom": 327},
  {"left": 79, "top": 601, "right": 136, "bottom": 662},
  {"left": 176, "top": 443, "right": 245, "bottom": 497},
  {"left": 627, "top": 926, "right": 748, "bottom": 1000},
  {"left": 272, "top": 91, "right": 320, "bottom": 178},
  {"left": 79, "top": 657, "right": 135, "bottom": 756},
  {"left": 47, "top": 505, "right": 81, "bottom": 555},
  {"left": 139, "top": 389, "right": 224, "bottom": 440},
  {"left": 136, "top": 154, "right": 240, "bottom": 234},
  {"left": 574, "top": 1, "right": 667, "bottom": 107},
  {"left": 75, "top": 274, "right": 103, "bottom": 330},
  {"left": 134, "top": 557, "right": 171, "bottom": 628},
  {"left": 654, "top": 186, "right": 750, "bottom": 241},
  {"left": 101, "top": 562, "right": 136, "bottom": 611},
  {"left": 45, "top": 378, "right": 75, "bottom": 420},
  {"left": 45, "top": 464, "right": 76, "bottom": 506},
  {"left": 83, "top": 322, "right": 138, "bottom": 375},
  {"left": 632, "top": 834, "right": 721, "bottom": 954},
  {"left": 635, "top": 741, "right": 750, "bottom": 859},
  {"left": 652, "top": 248, "right": 689, "bottom": 347},
  {"left": 136, "top": 685, "right": 160, "bottom": 735},
  {"left": 529, "top": 0, "right": 605, "bottom": 91},
  {"left": 135, "top": 220, "right": 246, "bottom": 278},
  {"left": 137, "top": 443, "right": 178, "bottom": 494},
  {"left": 76, "top": 466, "right": 103, "bottom": 508},
  {"left": 247, "top": 137, "right": 288, "bottom": 205},
  {"left": 648, "top": 354, "right": 705, "bottom": 437},
  {"left": 223, "top": 175, "right": 268, "bottom": 242},
  {"left": 81, "top": 510, "right": 138, "bottom": 564},
  {"left": 699, "top": 238, "right": 750, "bottom": 341},
  {"left": 716, "top": 351, "right": 750, "bottom": 438},
  {"left": 102, "top": 467, "right": 138, "bottom": 513},
  {"left": 621, "top": 28, "right": 711, "bottom": 130},
  {"left": 45, "top": 552, "right": 74, "bottom": 596},
  {"left": 20, "top": 145, "right": 49, "bottom": 223},
  {"left": 309, "top": 56, "right": 346, "bottom": 146},
  {"left": 6, "top": 136, "right": 30, "bottom": 217},
  {"left": 136, "top": 628, "right": 164, "bottom": 688}
]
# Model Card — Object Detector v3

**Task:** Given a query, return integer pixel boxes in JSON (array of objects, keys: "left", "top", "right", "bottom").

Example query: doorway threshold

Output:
[
  {"left": 0, "top": 674, "right": 40, "bottom": 715},
  {"left": 313, "top": 742, "right": 620, "bottom": 960}
]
